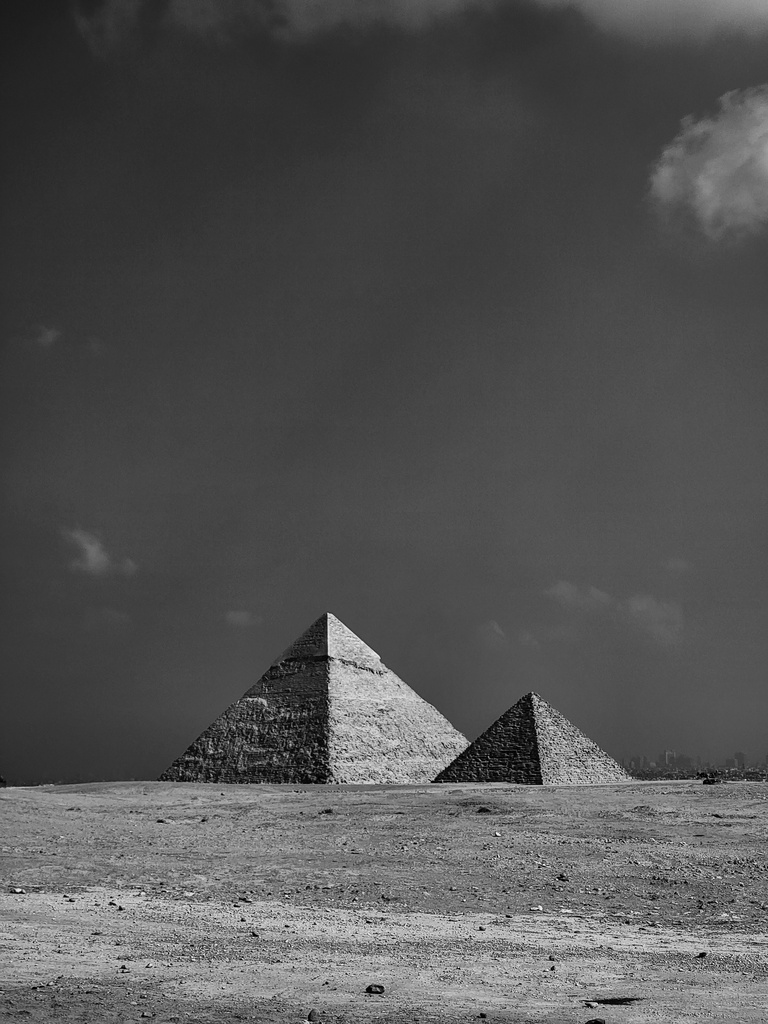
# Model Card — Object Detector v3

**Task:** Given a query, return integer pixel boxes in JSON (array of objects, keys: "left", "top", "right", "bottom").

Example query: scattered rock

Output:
[
  {"left": 529, "top": 905, "right": 543, "bottom": 912},
  {"left": 476, "top": 807, "right": 492, "bottom": 814},
  {"left": 696, "top": 951, "right": 708, "bottom": 958},
  {"left": 592, "top": 998, "right": 642, "bottom": 1006},
  {"left": 557, "top": 873, "right": 570, "bottom": 882},
  {"left": 307, "top": 1009, "right": 322, "bottom": 1022},
  {"left": 9, "top": 887, "right": 25, "bottom": 894},
  {"left": 156, "top": 818, "right": 167, "bottom": 823},
  {"left": 548, "top": 955, "right": 556, "bottom": 961},
  {"left": 478, "top": 925, "right": 487, "bottom": 931},
  {"left": 365, "top": 984, "right": 385, "bottom": 995},
  {"left": 250, "top": 930, "right": 259, "bottom": 938},
  {"left": 584, "top": 1019, "right": 606, "bottom": 1024}
]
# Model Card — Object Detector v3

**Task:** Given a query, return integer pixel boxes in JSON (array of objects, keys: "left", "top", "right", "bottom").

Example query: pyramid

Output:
[
  {"left": 160, "top": 612, "right": 468, "bottom": 785},
  {"left": 434, "top": 691, "right": 630, "bottom": 784}
]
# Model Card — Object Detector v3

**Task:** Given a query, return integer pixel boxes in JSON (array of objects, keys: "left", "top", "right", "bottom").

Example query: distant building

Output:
[{"left": 734, "top": 751, "right": 745, "bottom": 769}]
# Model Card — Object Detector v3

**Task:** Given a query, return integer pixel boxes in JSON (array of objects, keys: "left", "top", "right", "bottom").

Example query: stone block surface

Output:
[
  {"left": 434, "top": 691, "right": 629, "bottom": 785},
  {"left": 160, "top": 613, "right": 467, "bottom": 785}
]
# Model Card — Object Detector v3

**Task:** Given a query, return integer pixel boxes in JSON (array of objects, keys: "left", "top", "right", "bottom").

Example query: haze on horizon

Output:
[{"left": 1, "top": 0, "right": 767, "bottom": 784}]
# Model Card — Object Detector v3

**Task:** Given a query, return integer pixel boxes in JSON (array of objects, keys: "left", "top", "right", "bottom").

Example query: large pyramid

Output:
[
  {"left": 160, "top": 612, "right": 468, "bottom": 784},
  {"left": 434, "top": 691, "right": 630, "bottom": 784}
]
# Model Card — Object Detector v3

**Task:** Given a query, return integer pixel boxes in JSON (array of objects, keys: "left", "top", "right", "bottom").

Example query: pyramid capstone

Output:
[
  {"left": 160, "top": 612, "right": 468, "bottom": 785},
  {"left": 434, "top": 691, "right": 630, "bottom": 785}
]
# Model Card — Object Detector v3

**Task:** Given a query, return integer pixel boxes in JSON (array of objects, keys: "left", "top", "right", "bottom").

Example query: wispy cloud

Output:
[
  {"left": 538, "top": 0, "right": 768, "bottom": 42},
  {"left": 224, "top": 609, "right": 262, "bottom": 627},
  {"left": 650, "top": 86, "right": 768, "bottom": 242},
  {"left": 75, "top": 0, "right": 768, "bottom": 52},
  {"left": 663, "top": 557, "right": 692, "bottom": 574},
  {"left": 62, "top": 528, "right": 137, "bottom": 577},
  {"left": 475, "top": 618, "right": 508, "bottom": 652},
  {"left": 74, "top": 0, "right": 497, "bottom": 51},
  {"left": 545, "top": 580, "right": 684, "bottom": 645},
  {"left": 33, "top": 325, "right": 62, "bottom": 349},
  {"left": 73, "top": 0, "right": 144, "bottom": 57},
  {"left": 83, "top": 607, "right": 132, "bottom": 630}
]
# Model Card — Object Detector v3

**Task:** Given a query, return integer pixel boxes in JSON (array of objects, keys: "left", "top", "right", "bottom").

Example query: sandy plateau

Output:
[{"left": 1, "top": 781, "right": 767, "bottom": 1023}]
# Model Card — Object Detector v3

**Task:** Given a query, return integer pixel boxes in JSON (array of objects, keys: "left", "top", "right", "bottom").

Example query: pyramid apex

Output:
[{"left": 272, "top": 612, "right": 381, "bottom": 668}]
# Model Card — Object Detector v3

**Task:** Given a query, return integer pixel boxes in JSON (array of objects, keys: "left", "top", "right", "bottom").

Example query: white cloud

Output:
[
  {"left": 33, "top": 325, "right": 61, "bottom": 349},
  {"left": 650, "top": 86, "right": 768, "bottom": 242},
  {"left": 62, "top": 528, "right": 137, "bottom": 577},
  {"left": 224, "top": 609, "right": 261, "bottom": 627},
  {"left": 545, "top": 580, "right": 683, "bottom": 645},
  {"left": 75, "top": 0, "right": 768, "bottom": 50}
]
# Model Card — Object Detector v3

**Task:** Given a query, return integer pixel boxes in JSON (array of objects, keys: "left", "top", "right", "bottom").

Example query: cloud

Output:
[
  {"left": 545, "top": 580, "right": 683, "bottom": 645},
  {"left": 74, "top": 0, "right": 498, "bottom": 50},
  {"left": 517, "top": 629, "right": 540, "bottom": 648},
  {"left": 224, "top": 609, "right": 262, "bottom": 627},
  {"left": 536, "top": 0, "right": 768, "bottom": 42},
  {"left": 75, "top": 0, "right": 768, "bottom": 51},
  {"left": 545, "top": 580, "right": 613, "bottom": 613},
  {"left": 663, "top": 557, "right": 692, "bottom": 574},
  {"left": 650, "top": 86, "right": 768, "bottom": 242},
  {"left": 62, "top": 528, "right": 137, "bottom": 577},
  {"left": 82, "top": 607, "right": 132, "bottom": 630},
  {"left": 172, "top": 0, "right": 503, "bottom": 39},
  {"left": 476, "top": 618, "right": 508, "bottom": 652},
  {"left": 73, "top": 0, "right": 145, "bottom": 56},
  {"left": 33, "top": 325, "right": 62, "bottom": 349},
  {"left": 624, "top": 594, "right": 684, "bottom": 645}
]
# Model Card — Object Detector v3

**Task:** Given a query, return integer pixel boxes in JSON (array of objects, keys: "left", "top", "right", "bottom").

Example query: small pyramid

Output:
[
  {"left": 434, "top": 691, "right": 629, "bottom": 785},
  {"left": 160, "top": 613, "right": 468, "bottom": 785}
]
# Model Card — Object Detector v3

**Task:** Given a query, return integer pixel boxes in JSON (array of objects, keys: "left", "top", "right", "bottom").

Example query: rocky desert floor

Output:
[{"left": 1, "top": 780, "right": 767, "bottom": 1024}]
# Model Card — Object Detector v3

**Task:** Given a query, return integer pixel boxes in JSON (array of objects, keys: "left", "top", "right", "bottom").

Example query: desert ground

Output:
[{"left": 1, "top": 780, "right": 766, "bottom": 1024}]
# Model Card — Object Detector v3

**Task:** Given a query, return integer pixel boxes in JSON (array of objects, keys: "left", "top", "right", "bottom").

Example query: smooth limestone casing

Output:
[
  {"left": 434, "top": 691, "right": 630, "bottom": 785},
  {"left": 159, "top": 613, "right": 468, "bottom": 785}
]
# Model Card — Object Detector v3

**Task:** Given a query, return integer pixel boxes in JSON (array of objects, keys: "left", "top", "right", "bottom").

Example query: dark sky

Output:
[{"left": 2, "top": 0, "right": 767, "bottom": 784}]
